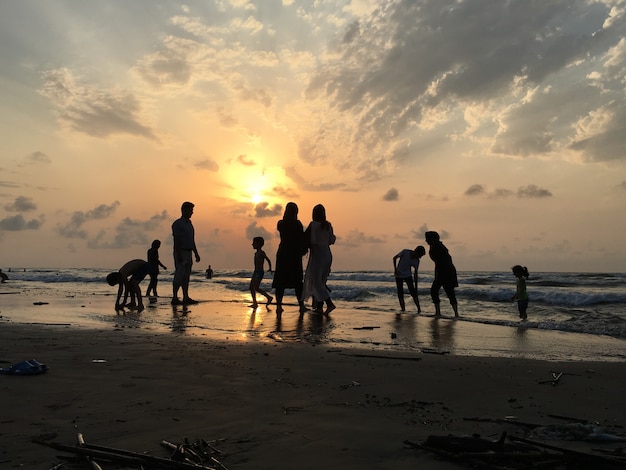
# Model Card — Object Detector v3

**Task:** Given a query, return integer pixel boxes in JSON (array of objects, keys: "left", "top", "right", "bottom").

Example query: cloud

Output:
[
  {"left": 245, "top": 221, "right": 272, "bottom": 240},
  {"left": 464, "top": 184, "right": 487, "bottom": 196},
  {"left": 465, "top": 184, "right": 550, "bottom": 198},
  {"left": 88, "top": 211, "right": 170, "bottom": 249},
  {"left": 58, "top": 201, "right": 121, "bottom": 239},
  {"left": 195, "top": 159, "right": 220, "bottom": 171},
  {"left": 412, "top": 224, "right": 450, "bottom": 241},
  {"left": 254, "top": 201, "right": 282, "bottom": 218},
  {"left": 25, "top": 151, "right": 51, "bottom": 164},
  {"left": 0, "top": 181, "right": 20, "bottom": 188},
  {"left": 382, "top": 187, "right": 399, "bottom": 201},
  {"left": 38, "top": 68, "right": 157, "bottom": 141},
  {"left": 285, "top": 166, "right": 347, "bottom": 191},
  {"left": 0, "top": 214, "right": 44, "bottom": 231},
  {"left": 300, "top": 0, "right": 626, "bottom": 175},
  {"left": 5, "top": 196, "right": 37, "bottom": 212},
  {"left": 341, "top": 229, "right": 385, "bottom": 248},
  {"left": 237, "top": 154, "right": 256, "bottom": 166},
  {"left": 517, "top": 184, "right": 552, "bottom": 198}
]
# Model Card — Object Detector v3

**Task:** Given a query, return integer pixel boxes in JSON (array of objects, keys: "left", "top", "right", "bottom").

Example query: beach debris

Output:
[
  {"left": 0, "top": 358, "right": 48, "bottom": 375},
  {"left": 408, "top": 432, "right": 626, "bottom": 469},
  {"left": 534, "top": 423, "right": 626, "bottom": 442},
  {"left": 339, "top": 380, "right": 361, "bottom": 389},
  {"left": 538, "top": 371, "right": 564, "bottom": 385},
  {"left": 352, "top": 326, "right": 380, "bottom": 330},
  {"left": 161, "top": 438, "right": 229, "bottom": 470},
  {"left": 420, "top": 348, "right": 450, "bottom": 355},
  {"left": 337, "top": 352, "right": 422, "bottom": 361},
  {"left": 33, "top": 433, "right": 222, "bottom": 469},
  {"left": 33, "top": 301, "right": 50, "bottom": 305}
]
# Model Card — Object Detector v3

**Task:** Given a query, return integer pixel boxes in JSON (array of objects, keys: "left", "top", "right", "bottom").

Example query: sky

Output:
[{"left": 1, "top": 0, "right": 626, "bottom": 273}]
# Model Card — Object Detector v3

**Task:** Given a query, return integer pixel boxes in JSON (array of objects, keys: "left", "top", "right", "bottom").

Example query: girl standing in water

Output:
[{"left": 511, "top": 265, "right": 530, "bottom": 320}]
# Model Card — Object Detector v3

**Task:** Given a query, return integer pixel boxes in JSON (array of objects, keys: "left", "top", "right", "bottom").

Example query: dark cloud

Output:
[
  {"left": 87, "top": 210, "right": 170, "bottom": 249},
  {"left": 134, "top": 48, "right": 192, "bottom": 87},
  {"left": 58, "top": 201, "right": 121, "bottom": 239},
  {"left": 517, "top": 184, "right": 552, "bottom": 198},
  {"left": 464, "top": 184, "right": 487, "bottom": 196},
  {"left": 39, "top": 68, "right": 157, "bottom": 140},
  {"left": 466, "top": 184, "right": 550, "bottom": 198},
  {"left": 382, "top": 187, "right": 399, "bottom": 201},
  {"left": 195, "top": 159, "right": 220, "bottom": 171},
  {"left": 5, "top": 196, "right": 37, "bottom": 212},
  {"left": 254, "top": 202, "right": 282, "bottom": 218},
  {"left": 0, "top": 214, "right": 44, "bottom": 231},
  {"left": 302, "top": 0, "right": 625, "bottom": 172},
  {"left": 245, "top": 221, "right": 272, "bottom": 241}
]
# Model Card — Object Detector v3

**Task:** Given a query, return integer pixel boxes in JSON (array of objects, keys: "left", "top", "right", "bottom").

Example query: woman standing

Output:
[
  {"left": 272, "top": 202, "right": 307, "bottom": 314},
  {"left": 425, "top": 231, "right": 459, "bottom": 318},
  {"left": 303, "top": 204, "right": 336, "bottom": 316}
]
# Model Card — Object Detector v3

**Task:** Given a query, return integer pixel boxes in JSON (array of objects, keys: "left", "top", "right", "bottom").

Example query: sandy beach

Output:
[{"left": 1, "top": 298, "right": 625, "bottom": 469}]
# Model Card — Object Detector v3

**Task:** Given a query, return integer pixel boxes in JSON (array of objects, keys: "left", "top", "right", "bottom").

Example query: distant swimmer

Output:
[{"left": 0, "top": 269, "right": 8, "bottom": 283}]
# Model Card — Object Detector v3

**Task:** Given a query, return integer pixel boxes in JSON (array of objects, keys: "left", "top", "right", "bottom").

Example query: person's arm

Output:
[
  {"left": 265, "top": 253, "right": 272, "bottom": 273},
  {"left": 193, "top": 243, "right": 200, "bottom": 263},
  {"left": 159, "top": 259, "right": 167, "bottom": 269},
  {"left": 115, "top": 282, "right": 124, "bottom": 308},
  {"left": 393, "top": 253, "right": 400, "bottom": 275}
]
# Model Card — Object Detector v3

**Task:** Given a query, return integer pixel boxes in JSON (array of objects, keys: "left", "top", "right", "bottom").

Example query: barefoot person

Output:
[
  {"left": 106, "top": 259, "right": 150, "bottom": 311},
  {"left": 393, "top": 245, "right": 426, "bottom": 313},
  {"left": 272, "top": 202, "right": 307, "bottom": 315},
  {"left": 302, "top": 204, "right": 336, "bottom": 316},
  {"left": 425, "top": 231, "right": 459, "bottom": 318},
  {"left": 249, "top": 236, "right": 273, "bottom": 309},
  {"left": 145, "top": 239, "right": 167, "bottom": 299},
  {"left": 171, "top": 201, "right": 200, "bottom": 305}
]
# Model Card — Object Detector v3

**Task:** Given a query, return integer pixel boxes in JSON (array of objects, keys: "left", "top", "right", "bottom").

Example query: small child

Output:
[
  {"left": 250, "top": 236, "right": 273, "bottom": 308},
  {"left": 511, "top": 265, "right": 530, "bottom": 320},
  {"left": 145, "top": 239, "right": 167, "bottom": 299}
]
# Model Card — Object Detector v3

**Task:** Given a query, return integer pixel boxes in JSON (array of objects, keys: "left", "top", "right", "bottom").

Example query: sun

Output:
[{"left": 252, "top": 193, "right": 262, "bottom": 204}]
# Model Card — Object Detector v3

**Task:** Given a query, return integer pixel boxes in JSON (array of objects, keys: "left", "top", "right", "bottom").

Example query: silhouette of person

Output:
[
  {"left": 205, "top": 265, "right": 213, "bottom": 279},
  {"left": 511, "top": 265, "right": 530, "bottom": 320},
  {"left": 249, "top": 236, "right": 273, "bottom": 309},
  {"left": 146, "top": 239, "right": 167, "bottom": 299},
  {"left": 302, "top": 204, "right": 336, "bottom": 316},
  {"left": 425, "top": 231, "right": 459, "bottom": 318},
  {"left": 0, "top": 269, "right": 8, "bottom": 283},
  {"left": 171, "top": 201, "right": 200, "bottom": 305},
  {"left": 272, "top": 202, "right": 307, "bottom": 315},
  {"left": 393, "top": 245, "right": 426, "bottom": 313},
  {"left": 106, "top": 259, "right": 150, "bottom": 311}
]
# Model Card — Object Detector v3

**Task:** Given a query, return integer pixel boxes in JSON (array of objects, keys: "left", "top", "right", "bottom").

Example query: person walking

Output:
[
  {"left": 302, "top": 204, "right": 336, "bottom": 316},
  {"left": 272, "top": 202, "right": 307, "bottom": 315}
]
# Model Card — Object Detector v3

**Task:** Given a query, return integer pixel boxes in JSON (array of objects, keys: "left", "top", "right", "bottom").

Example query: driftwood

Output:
[
  {"left": 410, "top": 432, "right": 626, "bottom": 469},
  {"left": 162, "top": 438, "right": 229, "bottom": 470},
  {"left": 33, "top": 435, "right": 216, "bottom": 469},
  {"left": 538, "top": 371, "right": 564, "bottom": 385}
]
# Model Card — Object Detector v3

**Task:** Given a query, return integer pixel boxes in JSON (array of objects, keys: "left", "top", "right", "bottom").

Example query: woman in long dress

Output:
[
  {"left": 303, "top": 204, "right": 336, "bottom": 316},
  {"left": 272, "top": 202, "right": 307, "bottom": 314}
]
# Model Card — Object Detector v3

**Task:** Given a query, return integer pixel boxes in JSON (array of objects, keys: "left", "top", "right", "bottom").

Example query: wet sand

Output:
[{"left": 1, "top": 299, "right": 625, "bottom": 469}]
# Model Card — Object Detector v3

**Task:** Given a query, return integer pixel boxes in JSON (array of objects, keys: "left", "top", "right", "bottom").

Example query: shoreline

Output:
[
  {"left": 1, "top": 291, "right": 625, "bottom": 363},
  {"left": 1, "top": 321, "right": 625, "bottom": 469}
]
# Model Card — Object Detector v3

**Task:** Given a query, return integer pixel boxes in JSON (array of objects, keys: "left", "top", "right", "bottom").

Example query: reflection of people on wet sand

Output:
[
  {"left": 145, "top": 240, "right": 167, "bottom": 299},
  {"left": 511, "top": 265, "right": 530, "bottom": 320},
  {"left": 272, "top": 202, "right": 307, "bottom": 315},
  {"left": 393, "top": 246, "right": 425, "bottom": 313},
  {"left": 249, "top": 236, "right": 273, "bottom": 309},
  {"left": 205, "top": 265, "right": 213, "bottom": 279},
  {"left": 425, "top": 231, "right": 459, "bottom": 318},
  {"left": 172, "top": 201, "right": 201, "bottom": 306},
  {"left": 106, "top": 259, "right": 150, "bottom": 311},
  {"left": 0, "top": 269, "right": 8, "bottom": 283},
  {"left": 303, "top": 204, "right": 336, "bottom": 317}
]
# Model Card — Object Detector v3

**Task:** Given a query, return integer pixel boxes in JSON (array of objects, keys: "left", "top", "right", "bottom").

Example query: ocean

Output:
[{"left": 1, "top": 268, "right": 625, "bottom": 362}]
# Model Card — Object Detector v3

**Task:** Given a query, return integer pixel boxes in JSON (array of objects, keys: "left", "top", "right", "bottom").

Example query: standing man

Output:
[
  {"left": 393, "top": 245, "right": 426, "bottom": 313},
  {"left": 172, "top": 201, "right": 200, "bottom": 305}
]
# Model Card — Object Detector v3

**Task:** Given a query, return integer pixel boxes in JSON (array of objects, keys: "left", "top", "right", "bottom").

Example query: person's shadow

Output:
[{"left": 428, "top": 317, "right": 455, "bottom": 352}]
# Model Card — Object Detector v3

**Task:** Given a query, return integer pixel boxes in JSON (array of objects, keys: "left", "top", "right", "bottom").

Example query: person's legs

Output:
[
  {"left": 518, "top": 299, "right": 528, "bottom": 319},
  {"left": 431, "top": 280, "right": 442, "bottom": 316},
  {"left": 442, "top": 284, "right": 458, "bottom": 317},
  {"left": 405, "top": 277, "right": 420, "bottom": 313},
  {"left": 395, "top": 277, "right": 406, "bottom": 311}
]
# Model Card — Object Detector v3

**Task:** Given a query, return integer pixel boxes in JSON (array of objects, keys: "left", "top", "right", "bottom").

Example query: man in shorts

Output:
[{"left": 171, "top": 201, "right": 201, "bottom": 305}]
